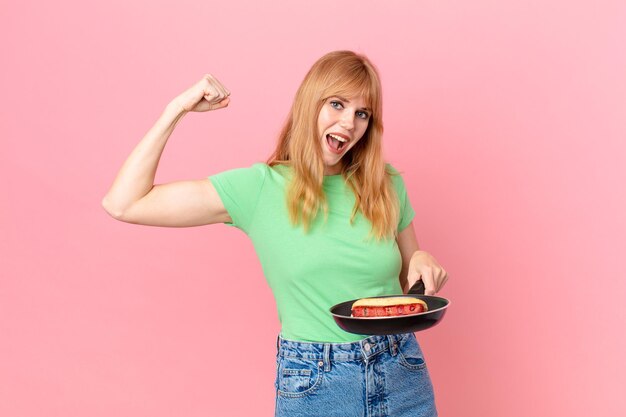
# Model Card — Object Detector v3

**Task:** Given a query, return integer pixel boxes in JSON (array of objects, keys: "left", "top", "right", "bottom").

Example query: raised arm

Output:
[{"left": 101, "top": 75, "right": 232, "bottom": 227}]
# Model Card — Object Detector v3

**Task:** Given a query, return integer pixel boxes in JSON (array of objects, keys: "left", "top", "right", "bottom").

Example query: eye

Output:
[
  {"left": 330, "top": 100, "right": 343, "bottom": 110},
  {"left": 356, "top": 111, "right": 370, "bottom": 120}
]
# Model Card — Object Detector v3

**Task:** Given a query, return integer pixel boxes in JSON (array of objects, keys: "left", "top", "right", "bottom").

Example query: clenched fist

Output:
[{"left": 170, "top": 74, "right": 231, "bottom": 113}]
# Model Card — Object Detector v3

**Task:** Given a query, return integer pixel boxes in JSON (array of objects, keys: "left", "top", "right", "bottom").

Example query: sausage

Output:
[{"left": 351, "top": 297, "right": 428, "bottom": 317}]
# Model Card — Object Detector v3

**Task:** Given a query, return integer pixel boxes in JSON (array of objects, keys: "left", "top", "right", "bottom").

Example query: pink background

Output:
[{"left": 2, "top": 0, "right": 625, "bottom": 416}]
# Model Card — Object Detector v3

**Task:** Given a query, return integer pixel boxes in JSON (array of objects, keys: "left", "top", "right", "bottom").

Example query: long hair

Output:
[{"left": 267, "top": 50, "right": 400, "bottom": 240}]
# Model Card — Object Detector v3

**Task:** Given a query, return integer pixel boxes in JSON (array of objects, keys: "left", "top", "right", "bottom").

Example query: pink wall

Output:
[{"left": 2, "top": 1, "right": 625, "bottom": 416}]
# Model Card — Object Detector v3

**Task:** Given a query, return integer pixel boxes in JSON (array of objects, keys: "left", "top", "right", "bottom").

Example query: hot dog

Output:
[{"left": 351, "top": 297, "right": 428, "bottom": 317}]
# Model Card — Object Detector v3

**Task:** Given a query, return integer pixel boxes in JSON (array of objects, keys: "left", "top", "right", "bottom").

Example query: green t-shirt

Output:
[{"left": 208, "top": 163, "right": 415, "bottom": 342}]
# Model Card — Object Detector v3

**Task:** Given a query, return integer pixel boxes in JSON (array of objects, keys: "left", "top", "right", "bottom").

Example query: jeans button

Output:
[
  {"left": 318, "top": 360, "right": 324, "bottom": 367},
  {"left": 364, "top": 343, "right": 371, "bottom": 351}
]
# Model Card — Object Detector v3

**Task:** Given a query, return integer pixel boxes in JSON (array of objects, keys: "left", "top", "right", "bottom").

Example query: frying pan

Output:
[{"left": 329, "top": 280, "right": 450, "bottom": 335}]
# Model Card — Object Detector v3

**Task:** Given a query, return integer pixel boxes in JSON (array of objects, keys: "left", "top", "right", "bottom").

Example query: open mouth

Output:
[{"left": 326, "top": 133, "right": 348, "bottom": 153}]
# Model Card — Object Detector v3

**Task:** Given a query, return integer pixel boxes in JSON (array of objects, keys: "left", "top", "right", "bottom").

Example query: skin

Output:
[
  {"left": 396, "top": 222, "right": 448, "bottom": 296},
  {"left": 102, "top": 75, "right": 448, "bottom": 295},
  {"left": 317, "top": 94, "right": 448, "bottom": 295},
  {"left": 317, "top": 96, "right": 371, "bottom": 176}
]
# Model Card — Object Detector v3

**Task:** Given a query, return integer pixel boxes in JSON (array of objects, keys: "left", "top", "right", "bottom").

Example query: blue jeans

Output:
[{"left": 274, "top": 333, "right": 437, "bottom": 417}]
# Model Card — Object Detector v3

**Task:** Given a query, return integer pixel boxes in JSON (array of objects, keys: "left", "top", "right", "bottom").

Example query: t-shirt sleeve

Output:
[
  {"left": 208, "top": 163, "right": 267, "bottom": 234},
  {"left": 387, "top": 164, "right": 416, "bottom": 232}
]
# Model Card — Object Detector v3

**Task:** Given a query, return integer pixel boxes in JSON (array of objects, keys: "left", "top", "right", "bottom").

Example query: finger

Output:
[
  {"left": 437, "top": 275, "right": 448, "bottom": 292},
  {"left": 205, "top": 96, "right": 230, "bottom": 111},
  {"left": 203, "top": 85, "right": 223, "bottom": 104},
  {"left": 201, "top": 74, "right": 217, "bottom": 96},
  {"left": 214, "top": 96, "right": 230, "bottom": 109},
  {"left": 214, "top": 79, "right": 230, "bottom": 98},
  {"left": 212, "top": 75, "right": 230, "bottom": 97},
  {"left": 199, "top": 76, "right": 224, "bottom": 102},
  {"left": 436, "top": 269, "right": 448, "bottom": 292},
  {"left": 205, "top": 73, "right": 229, "bottom": 98},
  {"left": 207, "top": 82, "right": 226, "bottom": 101}
]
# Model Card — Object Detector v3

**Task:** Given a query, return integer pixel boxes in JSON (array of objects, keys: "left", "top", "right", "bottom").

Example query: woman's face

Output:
[{"left": 317, "top": 95, "right": 371, "bottom": 175}]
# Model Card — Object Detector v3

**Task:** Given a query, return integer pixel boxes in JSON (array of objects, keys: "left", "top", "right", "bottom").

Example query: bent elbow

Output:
[{"left": 101, "top": 196, "right": 126, "bottom": 220}]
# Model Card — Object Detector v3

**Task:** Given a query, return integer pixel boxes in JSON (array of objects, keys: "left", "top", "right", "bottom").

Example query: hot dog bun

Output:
[{"left": 351, "top": 297, "right": 428, "bottom": 317}]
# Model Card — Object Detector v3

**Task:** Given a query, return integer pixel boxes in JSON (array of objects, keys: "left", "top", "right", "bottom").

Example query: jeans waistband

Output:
[{"left": 277, "top": 333, "right": 410, "bottom": 364}]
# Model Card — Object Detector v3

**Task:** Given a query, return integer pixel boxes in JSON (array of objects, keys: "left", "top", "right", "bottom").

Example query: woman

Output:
[{"left": 102, "top": 50, "right": 448, "bottom": 417}]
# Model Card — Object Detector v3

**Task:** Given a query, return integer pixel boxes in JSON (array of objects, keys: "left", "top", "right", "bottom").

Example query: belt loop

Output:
[
  {"left": 323, "top": 343, "right": 331, "bottom": 372},
  {"left": 387, "top": 335, "right": 398, "bottom": 356}
]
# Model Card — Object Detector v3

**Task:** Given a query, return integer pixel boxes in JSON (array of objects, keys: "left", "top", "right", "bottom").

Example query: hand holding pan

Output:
[
  {"left": 329, "top": 280, "right": 450, "bottom": 335},
  {"left": 407, "top": 279, "right": 426, "bottom": 295}
]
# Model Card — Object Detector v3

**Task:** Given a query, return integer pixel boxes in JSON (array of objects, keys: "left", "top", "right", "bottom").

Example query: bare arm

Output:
[
  {"left": 101, "top": 75, "right": 232, "bottom": 227},
  {"left": 396, "top": 222, "right": 449, "bottom": 295},
  {"left": 396, "top": 222, "right": 420, "bottom": 293}
]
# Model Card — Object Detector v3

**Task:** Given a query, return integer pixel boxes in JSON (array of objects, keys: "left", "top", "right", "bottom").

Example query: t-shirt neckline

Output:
[{"left": 271, "top": 164, "right": 346, "bottom": 187}]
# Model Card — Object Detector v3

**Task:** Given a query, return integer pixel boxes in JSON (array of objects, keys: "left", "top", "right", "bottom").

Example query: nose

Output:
[{"left": 339, "top": 112, "right": 354, "bottom": 131}]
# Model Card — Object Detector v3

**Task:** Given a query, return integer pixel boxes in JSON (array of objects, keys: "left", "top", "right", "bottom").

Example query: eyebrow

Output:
[{"left": 334, "top": 96, "right": 371, "bottom": 112}]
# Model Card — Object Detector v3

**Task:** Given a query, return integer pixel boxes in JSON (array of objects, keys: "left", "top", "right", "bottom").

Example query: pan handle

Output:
[{"left": 407, "top": 280, "right": 426, "bottom": 295}]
